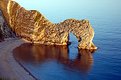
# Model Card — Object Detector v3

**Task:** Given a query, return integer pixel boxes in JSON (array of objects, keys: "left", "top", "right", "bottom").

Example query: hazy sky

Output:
[{"left": 14, "top": 0, "right": 121, "bottom": 22}]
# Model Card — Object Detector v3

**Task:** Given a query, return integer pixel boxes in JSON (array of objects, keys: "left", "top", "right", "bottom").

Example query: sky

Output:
[{"left": 14, "top": 0, "right": 121, "bottom": 22}]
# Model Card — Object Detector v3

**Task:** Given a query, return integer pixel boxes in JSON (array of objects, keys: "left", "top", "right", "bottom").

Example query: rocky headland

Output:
[{"left": 0, "top": 0, "right": 97, "bottom": 50}]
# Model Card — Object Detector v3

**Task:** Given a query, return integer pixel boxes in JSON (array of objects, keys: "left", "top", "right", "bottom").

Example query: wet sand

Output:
[{"left": 0, "top": 38, "right": 35, "bottom": 80}]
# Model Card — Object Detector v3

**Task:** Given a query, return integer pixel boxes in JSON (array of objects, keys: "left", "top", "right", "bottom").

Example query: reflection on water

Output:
[{"left": 13, "top": 43, "right": 95, "bottom": 80}]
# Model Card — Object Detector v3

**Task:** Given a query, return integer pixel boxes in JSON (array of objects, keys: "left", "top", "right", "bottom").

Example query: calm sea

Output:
[{"left": 13, "top": 0, "right": 121, "bottom": 79}]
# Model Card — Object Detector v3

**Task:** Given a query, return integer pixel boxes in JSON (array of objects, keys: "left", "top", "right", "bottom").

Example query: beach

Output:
[{"left": 0, "top": 38, "right": 35, "bottom": 80}]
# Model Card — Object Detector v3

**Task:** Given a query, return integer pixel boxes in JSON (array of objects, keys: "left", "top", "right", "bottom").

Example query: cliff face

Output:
[
  {"left": 0, "top": 9, "right": 15, "bottom": 41},
  {"left": 0, "top": 0, "right": 97, "bottom": 50}
]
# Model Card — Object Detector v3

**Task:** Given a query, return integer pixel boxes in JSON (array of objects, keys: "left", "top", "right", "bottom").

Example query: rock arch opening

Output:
[
  {"left": 68, "top": 33, "right": 78, "bottom": 60},
  {"left": 69, "top": 33, "right": 78, "bottom": 47}
]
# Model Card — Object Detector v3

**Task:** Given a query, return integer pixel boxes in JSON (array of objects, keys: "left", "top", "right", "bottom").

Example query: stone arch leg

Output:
[{"left": 78, "top": 33, "right": 97, "bottom": 50}]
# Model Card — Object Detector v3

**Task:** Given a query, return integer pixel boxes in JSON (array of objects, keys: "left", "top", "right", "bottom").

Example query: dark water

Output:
[{"left": 13, "top": 17, "right": 121, "bottom": 80}]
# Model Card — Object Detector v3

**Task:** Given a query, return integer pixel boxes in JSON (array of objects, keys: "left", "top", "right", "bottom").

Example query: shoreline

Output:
[
  {"left": 0, "top": 38, "right": 36, "bottom": 80},
  {"left": 13, "top": 50, "right": 37, "bottom": 80}
]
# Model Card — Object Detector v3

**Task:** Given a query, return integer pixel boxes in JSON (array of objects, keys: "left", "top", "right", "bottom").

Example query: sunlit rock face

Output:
[{"left": 0, "top": 0, "right": 97, "bottom": 50}]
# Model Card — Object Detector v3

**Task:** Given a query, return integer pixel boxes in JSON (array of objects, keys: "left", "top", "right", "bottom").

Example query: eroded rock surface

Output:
[
  {"left": 0, "top": 0, "right": 97, "bottom": 49},
  {"left": 0, "top": 9, "right": 15, "bottom": 41}
]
